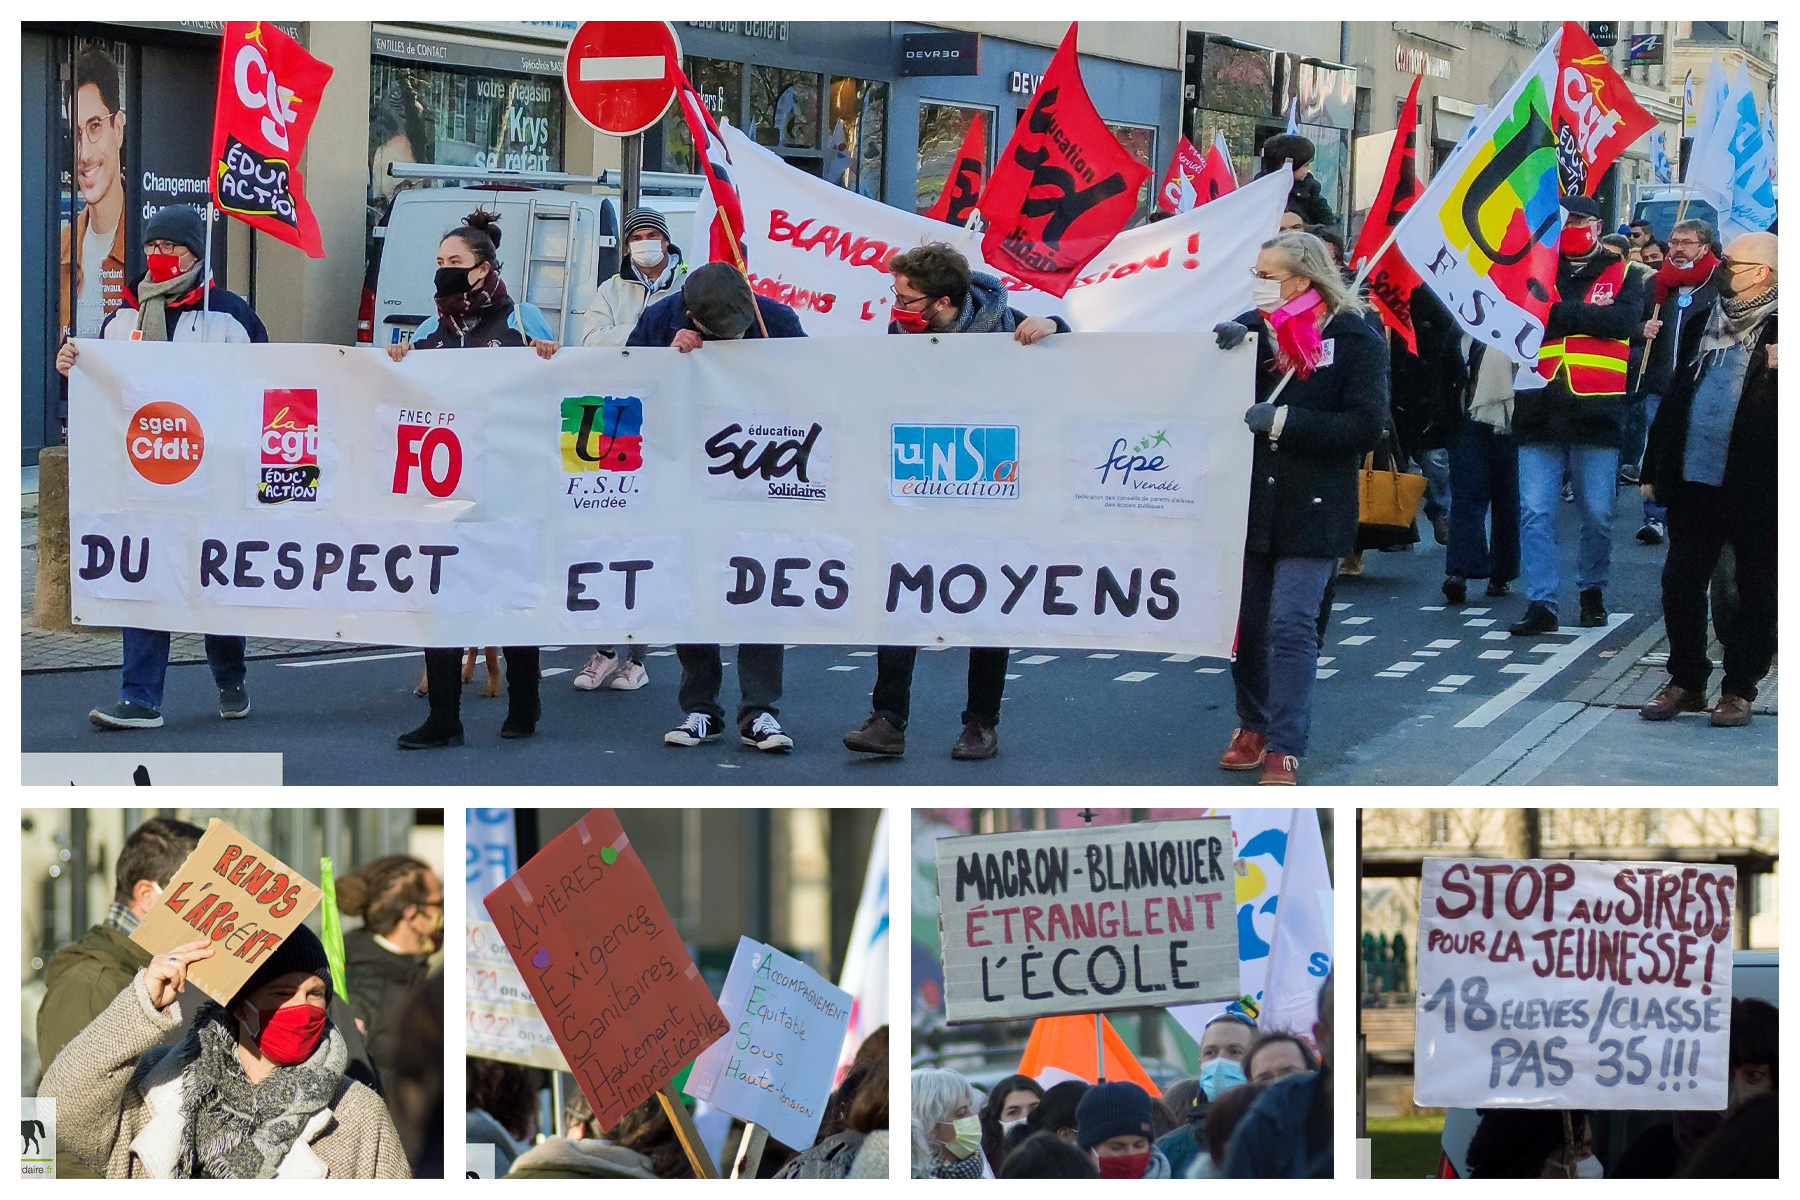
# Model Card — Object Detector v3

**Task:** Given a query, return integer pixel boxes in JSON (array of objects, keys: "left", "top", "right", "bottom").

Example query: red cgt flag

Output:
[
  {"left": 1349, "top": 74, "right": 1423, "bottom": 352},
  {"left": 1156, "top": 136, "right": 1208, "bottom": 214},
  {"left": 1193, "top": 130, "right": 1240, "bottom": 207},
  {"left": 210, "top": 22, "right": 334, "bottom": 258},
  {"left": 978, "top": 23, "right": 1151, "bottom": 296},
  {"left": 1553, "top": 20, "right": 1658, "bottom": 197},
  {"left": 926, "top": 112, "right": 987, "bottom": 226}
]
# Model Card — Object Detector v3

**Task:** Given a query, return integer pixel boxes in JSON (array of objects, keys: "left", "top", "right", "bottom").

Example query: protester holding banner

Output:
[
  {"left": 630, "top": 261, "right": 803, "bottom": 752},
  {"left": 1214, "top": 231, "right": 1388, "bottom": 785},
  {"left": 1639, "top": 231, "right": 1778, "bottom": 727},
  {"left": 335, "top": 855, "right": 441, "bottom": 1085},
  {"left": 387, "top": 208, "right": 555, "bottom": 748},
  {"left": 912, "top": 1066, "right": 989, "bottom": 1178},
  {"left": 842, "top": 241, "right": 1065, "bottom": 762},
  {"left": 1507, "top": 194, "right": 1647, "bottom": 637},
  {"left": 40, "top": 925, "right": 410, "bottom": 1178},
  {"left": 57, "top": 204, "right": 267, "bottom": 732}
]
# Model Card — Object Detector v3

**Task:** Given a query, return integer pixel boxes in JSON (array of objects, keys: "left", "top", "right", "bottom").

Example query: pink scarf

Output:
[{"left": 1267, "top": 289, "right": 1327, "bottom": 379}]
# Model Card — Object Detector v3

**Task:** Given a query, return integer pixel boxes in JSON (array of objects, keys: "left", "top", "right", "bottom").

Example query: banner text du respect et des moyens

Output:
[
  {"left": 1415, "top": 858, "right": 1738, "bottom": 1109},
  {"left": 935, "top": 818, "right": 1241, "bottom": 1023}
]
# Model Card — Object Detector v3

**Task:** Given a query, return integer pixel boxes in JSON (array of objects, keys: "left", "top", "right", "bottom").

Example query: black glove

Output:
[
  {"left": 1245, "top": 403, "right": 1277, "bottom": 435},
  {"left": 1213, "top": 321, "right": 1249, "bottom": 350}
]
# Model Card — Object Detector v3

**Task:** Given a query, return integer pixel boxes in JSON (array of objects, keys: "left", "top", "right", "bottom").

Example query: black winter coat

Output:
[
  {"left": 1641, "top": 308, "right": 1777, "bottom": 513},
  {"left": 1239, "top": 307, "right": 1390, "bottom": 558},
  {"left": 627, "top": 291, "right": 806, "bottom": 345},
  {"left": 1510, "top": 250, "right": 1647, "bottom": 448},
  {"left": 1387, "top": 285, "right": 1467, "bottom": 455},
  {"left": 1285, "top": 172, "right": 1336, "bottom": 227},
  {"left": 1639, "top": 276, "right": 1721, "bottom": 398}
]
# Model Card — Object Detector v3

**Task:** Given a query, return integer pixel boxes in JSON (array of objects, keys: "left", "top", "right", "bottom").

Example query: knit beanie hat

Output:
[
  {"left": 143, "top": 204, "right": 207, "bottom": 259},
  {"left": 1074, "top": 1081, "right": 1155, "bottom": 1150},
  {"left": 623, "top": 208, "right": 670, "bottom": 240},
  {"left": 229, "top": 922, "right": 331, "bottom": 1010},
  {"left": 683, "top": 261, "right": 758, "bottom": 339}
]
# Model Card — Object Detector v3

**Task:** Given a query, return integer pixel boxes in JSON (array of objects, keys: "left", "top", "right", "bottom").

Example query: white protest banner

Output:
[
  {"left": 684, "top": 937, "right": 854, "bottom": 1152},
  {"left": 934, "top": 819, "right": 1239, "bottom": 1023},
  {"left": 698, "top": 125, "right": 1287, "bottom": 336},
  {"left": 1415, "top": 858, "right": 1737, "bottom": 1109},
  {"left": 68, "top": 333, "right": 1252, "bottom": 655}
]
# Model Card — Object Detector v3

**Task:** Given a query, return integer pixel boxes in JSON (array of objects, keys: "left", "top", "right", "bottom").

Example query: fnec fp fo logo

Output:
[
  {"left": 891, "top": 424, "right": 1020, "bottom": 499},
  {"left": 258, "top": 388, "right": 320, "bottom": 503},
  {"left": 560, "top": 396, "right": 644, "bottom": 473},
  {"left": 127, "top": 401, "right": 204, "bottom": 485},
  {"left": 393, "top": 409, "right": 464, "bottom": 497}
]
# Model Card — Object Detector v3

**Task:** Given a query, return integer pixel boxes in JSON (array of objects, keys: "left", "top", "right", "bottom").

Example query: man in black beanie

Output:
[
  {"left": 1075, "top": 1080, "right": 1171, "bottom": 1178},
  {"left": 58, "top": 203, "right": 271, "bottom": 733}
]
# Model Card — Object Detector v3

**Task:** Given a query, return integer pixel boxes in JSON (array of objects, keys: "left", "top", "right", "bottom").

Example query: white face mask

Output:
[
  {"left": 629, "top": 240, "right": 666, "bottom": 270},
  {"left": 1549, "top": 1154, "right": 1604, "bottom": 1179},
  {"left": 1251, "top": 276, "right": 1287, "bottom": 312},
  {"left": 1000, "top": 1117, "right": 1028, "bottom": 1137}
]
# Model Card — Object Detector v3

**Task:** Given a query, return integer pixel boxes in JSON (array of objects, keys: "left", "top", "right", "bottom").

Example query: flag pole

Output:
[
  {"left": 202, "top": 202, "right": 215, "bottom": 338},
  {"left": 1094, "top": 1013, "right": 1106, "bottom": 1083},
  {"left": 954, "top": 207, "right": 982, "bottom": 251}
]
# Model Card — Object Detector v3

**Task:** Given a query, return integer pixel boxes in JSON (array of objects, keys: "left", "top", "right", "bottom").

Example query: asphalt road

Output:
[{"left": 21, "top": 490, "right": 1744, "bottom": 785}]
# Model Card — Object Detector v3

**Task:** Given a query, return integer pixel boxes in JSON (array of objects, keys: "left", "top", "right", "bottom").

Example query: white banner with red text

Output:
[
  {"left": 696, "top": 126, "right": 1289, "bottom": 336},
  {"left": 68, "top": 334, "right": 1253, "bottom": 653}
]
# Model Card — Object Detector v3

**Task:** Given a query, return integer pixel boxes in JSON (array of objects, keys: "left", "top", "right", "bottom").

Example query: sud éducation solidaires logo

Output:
[
  {"left": 258, "top": 388, "right": 320, "bottom": 503},
  {"left": 891, "top": 424, "right": 1019, "bottom": 500}
]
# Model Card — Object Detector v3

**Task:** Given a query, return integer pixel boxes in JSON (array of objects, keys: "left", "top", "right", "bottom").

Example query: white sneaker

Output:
[
  {"left": 664, "top": 712, "right": 720, "bottom": 746},
  {"left": 573, "top": 650, "right": 615, "bottom": 690},
  {"left": 742, "top": 712, "right": 793, "bottom": 752},
  {"left": 608, "top": 661, "right": 649, "bottom": 691}
]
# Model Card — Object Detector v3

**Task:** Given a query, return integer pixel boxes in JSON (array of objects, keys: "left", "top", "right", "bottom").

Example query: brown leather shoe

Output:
[
  {"left": 1219, "top": 728, "right": 1267, "bottom": 771},
  {"left": 950, "top": 721, "right": 998, "bottom": 760},
  {"left": 1260, "top": 753, "right": 1299, "bottom": 785},
  {"left": 843, "top": 714, "right": 906, "bottom": 756},
  {"left": 1709, "top": 694, "right": 1753, "bottom": 727},
  {"left": 1639, "top": 683, "right": 1706, "bottom": 721}
]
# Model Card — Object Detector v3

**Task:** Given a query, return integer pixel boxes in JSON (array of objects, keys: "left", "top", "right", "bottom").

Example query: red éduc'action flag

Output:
[
  {"left": 210, "top": 22, "right": 334, "bottom": 258},
  {"left": 1156, "top": 136, "right": 1208, "bottom": 214},
  {"left": 1349, "top": 74, "right": 1423, "bottom": 353},
  {"left": 1193, "top": 130, "right": 1240, "bottom": 207},
  {"left": 978, "top": 23, "right": 1152, "bottom": 296},
  {"left": 670, "top": 56, "right": 749, "bottom": 267},
  {"left": 926, "top": 113, "right": 987, "bottom": 226}
]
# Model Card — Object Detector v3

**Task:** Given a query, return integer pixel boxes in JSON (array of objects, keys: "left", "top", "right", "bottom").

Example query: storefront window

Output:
[
  {"left": 1193, "top": 111, "right": 1261, "bottom": 186},
  {"left": 827, "top": 77, "right": 887, "bottom": 200},
  {"left": 656, "top": 57, "right": 742, "bottom": 175},
  {"left": 1202, "top": 39, "right": 1277, "bottom": 119},
  {"left": 1104, "top": 121, "right": 1157, "bottom": 221},
  {"left": 917, "top": 102, "right": 992, "bottom": 215},
  {"left": 748, "top": 66, "right": 820, "bottom": 152},
  {"left": 367, "top": 60, "right": 565, "bottom": 260}
]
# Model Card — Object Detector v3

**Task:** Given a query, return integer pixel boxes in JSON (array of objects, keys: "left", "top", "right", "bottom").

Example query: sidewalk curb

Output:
[
  {"left": 21, "top": 642, "right": 397, "bottom": 676},
  {"left": 1564, "top": 618, "right": 1667, "bottom": 707}
]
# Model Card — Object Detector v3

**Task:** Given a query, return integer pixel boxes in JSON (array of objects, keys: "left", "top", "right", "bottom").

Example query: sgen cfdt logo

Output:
[
  {"left": 393, "top": 411, "right": 463, "bottom": 498},
  {"left": 126, "top": 400, "right": 204, "bottom": 485}
]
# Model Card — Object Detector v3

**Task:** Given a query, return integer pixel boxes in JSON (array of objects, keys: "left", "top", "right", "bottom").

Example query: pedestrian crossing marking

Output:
[
  {"left": 1427, "top": 639, "right": 1460, "bottom": 649},
  {"left": 1429, "top": 685, "right": 1458, "bottom": 693},
  {"left": 1331, "top": 603, "right": 1352, "bottom": 611},
  {"left": 1317, "top": 656, "right": 1335, "bottom": 665},
  {"left": 848, "top": 650, "right": 877, "bottom": 657},
  {"left": 1377, "top": 671, "right": 1407, "bottom": 678},
  {"left": 1339, "top": 634, "right": 1375, "bottom": 646},
  {"left": 648, "top": 649, "right": 677, "bottom": 657},
  {"left": 1463, "top": 608, "right": 1491, "bottom": 616},
  {"left": 1342, "top": 616, "right": 1373, "bottom": 625},
  {"left": 1316, "top": 668, "right": 1338, "bottom": 679},
  {"left": 1479, "top": 650, "right": 1513, "bottom": 660},
  {"left": 1114, "top": 671, "right": 1158, "bottom": 683},
  {"left": 1465, "top": 618, "right": 1496, "bottom": 627},
  {"left": 1088, "top": 652, "right": 1119, "bottom": 659},
  {"left": 1419, "top": 605, "right": 1445, "bottom": 612},
  {"left": 1416, "top": 651, "right": 1440, "bottom": 657},
  {"left": 1162, "top": 653, "right": 1199, "bottom": 663},
  {"left": 1439, "top": 675, "right": 1474, "bottom": 686},
  {"left": 1500, "top": 664, "right": 1536, "bottom": 674},
  {"left": 1195, "top": 667, "right": 1226, "bottom": 674},
  {"left": 1017, "top": 654, "right": 1059, "bottom": 665},
  {"left": 1481, "top": 631, "right": 1510, "bottom": 641},
  {"left": 541, "top": 667, "right": 572, "bottom": 677},
  {"left": 1006, "top": 673, "right": 1022, "bottom": 680},
  {"left": 1384, "top": 661, "right": 1424, "bottom": 674},
  {"left": 828, "top": 665, "right": 859, "bottom": 672}
]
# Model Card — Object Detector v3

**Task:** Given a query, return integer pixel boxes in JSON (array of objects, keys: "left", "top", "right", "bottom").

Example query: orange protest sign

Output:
[
  {"left": 129, "top": 818, "right": 323, "bottom": 1006},
  {"left": 483, "top": 808, "right": 729, "bottom": 1131}
]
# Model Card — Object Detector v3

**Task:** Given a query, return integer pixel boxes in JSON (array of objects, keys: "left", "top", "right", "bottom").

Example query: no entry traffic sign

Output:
[{"left": 563, "top": 21, "right": 684, "bottom": 137}]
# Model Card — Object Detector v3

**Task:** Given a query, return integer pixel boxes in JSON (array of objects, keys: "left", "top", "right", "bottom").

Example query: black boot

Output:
[
  {"left": 1442, "top": 575, "right": 1467, "bottom": 605},
  {"left": 500, "top": 646, "right": 542, "bottom": 739},
  {"left": 398, "top": 648, "right": 464, "bottom": 749},
  {"left": 1509, "top": 602, "right": 1559, "bottom": 637},
  {"left": 1579, "top": 588, "right": 1608, "bottom": 627}
]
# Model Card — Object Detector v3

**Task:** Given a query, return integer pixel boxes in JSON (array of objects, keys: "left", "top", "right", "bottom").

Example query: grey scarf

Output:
[
  {"left": 1701, "top": 285, "right": 1777, "bottom": 354},
  {"left": 175, "top": 1002, "right": 347, "bottom": 1179},
  {"left": 944, "top": 272, "right": 1019, "bottom": 334},
  {"left": 135, "top": 263, "right": 206, "bottom": 343}
]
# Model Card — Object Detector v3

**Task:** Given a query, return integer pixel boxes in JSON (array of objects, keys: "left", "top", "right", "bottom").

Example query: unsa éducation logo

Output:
[{"left": 891, "top": 424, "right": 1020, "bottom": 499}]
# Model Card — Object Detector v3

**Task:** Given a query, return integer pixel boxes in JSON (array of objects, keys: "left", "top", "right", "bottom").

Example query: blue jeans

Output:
[
  {"left": 1446, "top": 420, "right": 1519, "bottom": 582},
  {"left": 1411, "top": 446, "right": 1451, "bottom": 524},
  {"left": 1233, "top": 553, "right": 1336, "bottom": 758},
  {"left": 120, "top": 628, "right": 247, "bottom": 710},
  {"left": 1518, "top": 443, "right": 1619, "bottom": 610}
]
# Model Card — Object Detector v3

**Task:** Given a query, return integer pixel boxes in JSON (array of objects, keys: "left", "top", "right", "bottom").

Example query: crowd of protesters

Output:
[
  {"left": 31, "top": 817, "right": 441, "bottom": 1177},
  {"left": 60, "top": 128, "right": 1775, "bottom": 782}
]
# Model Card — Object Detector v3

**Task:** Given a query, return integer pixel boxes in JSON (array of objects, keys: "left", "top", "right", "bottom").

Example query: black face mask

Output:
[
  {"left": 434, "top": 265, "right": 476, "bottom": 297},
  {"left": 1710, "top": 265, "right": 1740, "bottom": 296}
]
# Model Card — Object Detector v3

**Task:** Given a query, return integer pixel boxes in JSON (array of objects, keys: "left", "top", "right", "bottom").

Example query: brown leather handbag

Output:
[{"left": 1359, "top": 442, "right": 1428, "bottom": 535}]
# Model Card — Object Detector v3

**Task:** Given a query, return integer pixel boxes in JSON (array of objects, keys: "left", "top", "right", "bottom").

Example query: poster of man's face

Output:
[
  {"left": 61, "top": 41, "right": 129, "bottom": 337},
  {"left": 75, "top": 64, "right": 126, "bottom": 209}
]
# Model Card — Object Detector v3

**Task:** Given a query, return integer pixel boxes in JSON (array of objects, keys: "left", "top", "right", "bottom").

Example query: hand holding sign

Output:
[{"left": 144, "top": 938, "right": 216, "bottom": 1011}]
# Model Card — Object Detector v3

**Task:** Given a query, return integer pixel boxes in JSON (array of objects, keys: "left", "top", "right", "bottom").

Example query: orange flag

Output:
[{"left": 1016, "top": 1014, "right": 1162, "bottom": 1097}]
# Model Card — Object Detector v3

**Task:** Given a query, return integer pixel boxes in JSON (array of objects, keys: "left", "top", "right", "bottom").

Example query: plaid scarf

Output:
[
  {"left": 104, "top": 902, "right": 141, "bottom": 936},
  {"left": 1701, "top": 286, "right": 1777, "bottom": 354},
  {"left": 434, "top": 267, "right": 510, "bottom": 339},
  {"left": 175, "top": 1002, "right": 347, "bottom": 1179}
]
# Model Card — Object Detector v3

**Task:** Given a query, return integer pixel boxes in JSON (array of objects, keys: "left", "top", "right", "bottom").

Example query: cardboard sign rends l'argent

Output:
[
  {"left": 484, "top": 808, "right": 729, "bottom": 1131},
  {"left": 130, "top": 818, "right": 324, "bottom": 1006}
]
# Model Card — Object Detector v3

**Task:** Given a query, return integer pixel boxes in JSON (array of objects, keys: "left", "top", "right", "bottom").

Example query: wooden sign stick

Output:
[
  {"left": 730, "top": 1123, "right": 770, "bottom": 1180},
  {"left": 657, "top": 1081, "right": 719, "bottom": 1180}
]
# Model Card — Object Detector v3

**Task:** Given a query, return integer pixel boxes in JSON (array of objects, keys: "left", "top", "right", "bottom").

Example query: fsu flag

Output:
[
  {"left": 671, "top": 56, "right": 749, "bottom": 266},
  {"left": 1553, "top": 21, "right": 1657, "bottom": 197},
  {"left": 210, "top": 22, "right": 334, "bottom": 258},
  {"left": 1156, "top": 136, "right": 1208, "bottom": 214},
  {"left": 979, "top": 23, "right": 1152, "bottom": 296},
  {"left": 925, "top": 113, "right": 987, "bottom": 226},
  {"left": 1349, "top": 75, "right": 1423, "bottom": 353}
]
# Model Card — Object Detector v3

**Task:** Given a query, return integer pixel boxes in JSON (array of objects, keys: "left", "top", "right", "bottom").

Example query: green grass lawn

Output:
[{"left": 1366, "top": 1115, "right": 1446, "bottom": 1179}]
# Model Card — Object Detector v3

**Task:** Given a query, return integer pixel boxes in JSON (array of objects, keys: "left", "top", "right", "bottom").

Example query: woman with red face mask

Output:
[{"left": 39, "top": 925, "right": 409, "bottom": 1178}]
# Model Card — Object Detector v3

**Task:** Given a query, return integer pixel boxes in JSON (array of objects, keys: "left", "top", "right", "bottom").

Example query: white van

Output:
[{"left": 363, "top": 167, "right": 700, "bottom": 348}]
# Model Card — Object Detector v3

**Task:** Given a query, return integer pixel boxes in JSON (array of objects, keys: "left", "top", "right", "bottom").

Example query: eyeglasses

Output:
[
  {"left": 1250, "top": 269, "right": 1293, "bottom": 281},
  {"left": 1720, "top": 258, "right": 1767, "bottom": 272},
  {"left": 1668, "top": 236, "right": 1704, "bottom": 247},
  {"left": 889, "top": 285, "right": 934, "bottom": 311},
  {"left": 77, "top": 112, "right": 120, "bottom": 147}
]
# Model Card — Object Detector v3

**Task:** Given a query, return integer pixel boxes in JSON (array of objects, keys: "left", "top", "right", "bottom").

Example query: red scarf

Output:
[
  {"left": 1653, "top": 251, "right": 1720, "bottom": 306},
  {"left": 1267, "top": 289, "right": 1328, "bottom": 379}
]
